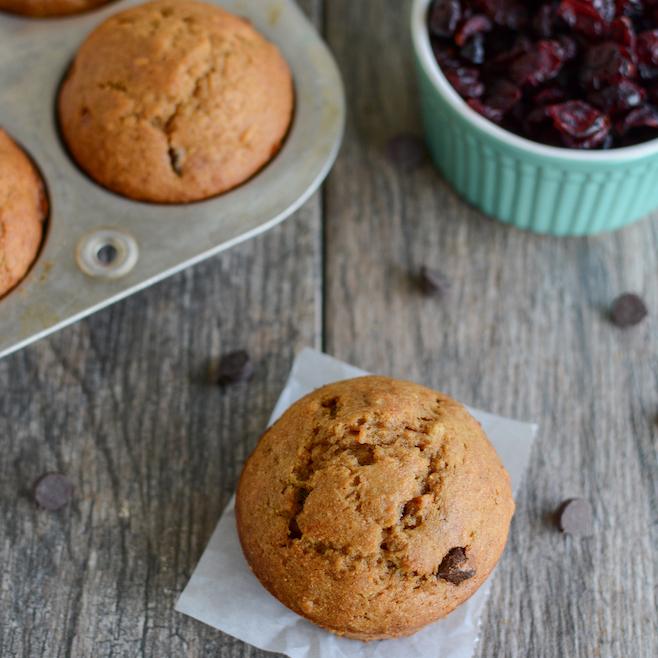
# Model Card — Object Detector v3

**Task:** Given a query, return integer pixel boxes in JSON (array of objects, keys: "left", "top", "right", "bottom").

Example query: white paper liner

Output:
[{"left": 176, "top": 348, "right": 538, "bottom": 658}]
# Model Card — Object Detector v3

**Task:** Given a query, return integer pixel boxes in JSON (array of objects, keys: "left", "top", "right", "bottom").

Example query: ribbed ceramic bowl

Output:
[{"left": 412, "top": 0, "right": 658, "bottom": 236}]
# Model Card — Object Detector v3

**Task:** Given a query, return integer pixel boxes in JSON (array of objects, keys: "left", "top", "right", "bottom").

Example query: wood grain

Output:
[
  {"left": 1, "top": 1, "right": 657, "bottom": 657},
  {"left": 323, "top": 2, "right": 658, "bottom": 657},
  {"left": 0, "top": 193, "right": 320, "bottom": 657}
]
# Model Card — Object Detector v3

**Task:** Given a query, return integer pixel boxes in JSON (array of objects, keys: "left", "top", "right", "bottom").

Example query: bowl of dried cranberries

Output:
[{"left": 412, "top": 0, "right": 658, "bottom": 234}]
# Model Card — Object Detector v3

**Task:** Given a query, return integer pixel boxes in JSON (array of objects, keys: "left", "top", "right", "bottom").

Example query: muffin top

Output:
[
  {"left": 0, "top": 129, "right": 47, "bottom": 298},
  {"left": 236, "top": 376, "right": 515, "bottom": 640},
  {"left": 58, "top": 0, "right": 293, "bottom": 203},
  {"left": 0, "top": 0, "right": 113, "bottom": 17}
]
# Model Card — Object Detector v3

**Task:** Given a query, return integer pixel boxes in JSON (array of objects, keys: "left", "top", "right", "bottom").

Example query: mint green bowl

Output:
[{"left": 412, "top": 0, "right": 658, "bottom": 236}]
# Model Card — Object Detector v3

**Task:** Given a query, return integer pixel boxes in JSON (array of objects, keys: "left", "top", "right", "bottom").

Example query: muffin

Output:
[
  {"left": 0, "top": 0, "right": 113, "bottom": 17},
  {"left": 236, "top": 376, "right": 515, "bottom": 640},
  {"left": 0, "top": 129, "right": 47, "bottom": 298},
  {"left": 58, "top": 0, "right": 294, "bottom": 203}
]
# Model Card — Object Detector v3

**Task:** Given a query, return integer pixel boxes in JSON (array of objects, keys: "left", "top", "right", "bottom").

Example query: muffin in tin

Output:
[
  {"left": 58, "top": 0, "right": 294, "bottom": 203},
  {"left": 237, "top": 376, "right": 515, "bottom": 640},
  {"left": 0, "top": 0, "right": 113, "bottom": 17},
  {"left": 0, "top": 129, "right": 47, "bottom": 298}
]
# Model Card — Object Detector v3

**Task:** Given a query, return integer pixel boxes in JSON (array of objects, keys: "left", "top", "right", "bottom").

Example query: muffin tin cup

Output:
[
  {"left": 0, "top": 0, "right": 344, "bottom": 359},
  {"left": 411, "top": 0, "right": 658, "bottom": 237}
]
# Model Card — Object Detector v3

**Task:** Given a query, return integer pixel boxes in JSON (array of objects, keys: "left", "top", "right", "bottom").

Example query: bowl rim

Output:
[{"left": 411, "top": 0, "right": 658, "bottom": 163}]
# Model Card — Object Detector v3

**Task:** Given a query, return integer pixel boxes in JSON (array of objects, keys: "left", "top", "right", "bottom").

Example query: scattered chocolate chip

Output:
[
  {"left": 437, "top": 546, "right": 475, "bottom": 584},
  {"left": 609, "top": 293, "right": 648, "bottom": 328},
  {"left": 216, "top": 350, "right": 254, "bottom": 386},
  {"left": 557, "top": 498, "right": 593, "bottom": 537},
  {"left": 386, "top": 133, "right": 427, "bottom": 171},
  {"left": 33, "top": 473, "right": 74, "bottom": 511},
  {"left": 418, "top": 265, "right": 450, "bottom": 297}
]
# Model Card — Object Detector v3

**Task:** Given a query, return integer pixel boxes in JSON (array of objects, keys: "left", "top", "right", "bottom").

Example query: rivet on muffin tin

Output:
[
  {"left": 76, "top": 228, "right": 139, "bottom": 279},
  {"left": 0, "top": 0, "right": 345, "bottom": 359}
]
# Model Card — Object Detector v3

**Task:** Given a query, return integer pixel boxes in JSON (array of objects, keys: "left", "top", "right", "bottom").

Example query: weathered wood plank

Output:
[
  {"left": 0, "top": 187, "right": 319, "bottom": 656},
  {"left": 323, "top": 2, "right": 658, "bottom": 657}
]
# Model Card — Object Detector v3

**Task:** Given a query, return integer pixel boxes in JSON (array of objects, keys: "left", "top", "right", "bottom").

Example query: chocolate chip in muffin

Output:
[
  {"left": 557, "top": 498, "right": 593, "bottom": 537},
  {"left": 609, "top": 293, "right": 648, "bottom": 328},
  {"left": 437, "top": 546, "right": 476, "bottom": 584},
  {"left": 418, "top": 265, "right": 450, "bottom": 297},
  {"left": 217, "top": 349, "right": 254, "bottom": 386},
  {"left": 33, "top": 473, "right": 74, "bottom": 511}
]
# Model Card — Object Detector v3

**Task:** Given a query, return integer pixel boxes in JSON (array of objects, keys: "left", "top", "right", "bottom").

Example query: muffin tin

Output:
[{"left": 0, "top": 0, "right": 345, "bottom": 359}]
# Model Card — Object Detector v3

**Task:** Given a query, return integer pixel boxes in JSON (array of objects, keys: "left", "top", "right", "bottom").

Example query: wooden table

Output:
[{"left": 1, "top": 2, "right": 657, "bottom": 656}]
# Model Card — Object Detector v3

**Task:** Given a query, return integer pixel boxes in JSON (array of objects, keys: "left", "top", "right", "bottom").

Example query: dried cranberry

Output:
[
  {"left": 547, "top": 100, "right": 611, "bottom": 141},
  {"left": 461, "top": 34, "right": 486, "bottom": 64},
  {"left": 467, "top": 98, "right": 505, "bottom": 122},
  {"left": 445, "top": 67, "right": 485, "bottom": 97},
  {"left": 509, "top": 40, "right": 566, "bottom": 87},
  {"left": 486, "top": 79, "right": 522, "bottom": 111},
  {"left": 610, "top": 16, "right": 636, "bottom": 46},
  {"left": 524, "top": 105, "right": 564, "bottom": 145},
  {"left": 616, "top": 103, "right": 658, "bottom": 133},
  {"left": 476, "top": 0, "right": 527, "bottom": 28},
  {"left": 534, "top": 3, "right": 558, "bottom": 37},
  {"left": 486, "top": 36, "right": 532, "bottom": 71},
  {"left": 429, "top": 0, "right": 462, "bottom": 38},
  {"left": 637, "top": 29, "right": 658, "bottom": 78},
  {"left": 594, "top": 0, "right": 617, "bottom": 22},
  {"left": 616, "top": 0, "right": 644, "bottom": 18},
  {"left": 557, "top": 0, "right": 611, "bottom": 39},
  {"left": 589, "top": 78, "right": 646, "bottom": 111},
  {"left": 533, "top": 86, "right": 568, "bottom": 106},
  {"left": 455, "top": 14, "right": 492, "bottom": 46},
  {"left": 558, "top": 34, "right": 579, "bottom": 59},
  {"left": 580, "top": 41, "right": 636, "bottom": 89}
]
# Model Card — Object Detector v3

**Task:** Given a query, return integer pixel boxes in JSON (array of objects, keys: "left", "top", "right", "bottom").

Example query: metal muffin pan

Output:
[{"left": 0, "top": 0, "right": 344, "bottom": 359}]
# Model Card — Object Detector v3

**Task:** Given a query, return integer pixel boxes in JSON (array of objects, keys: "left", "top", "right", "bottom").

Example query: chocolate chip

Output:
[
  {"left": 557, "top": 498, "right": 593, "bottom": 536},
  {"left": 437, "top": 546, "right": 475, "bottom": 584},
  {"left": 610, "top": 293, "right": 648, "bottom": 328},
  {"left": 217, "top": 349, "right": 254, "bottom": 386},
  {"left": 33, "top": 473, "right": 73, "bottom": 511},
  {"left": 418, "top": 265, "right": 450, "bottom": 297},
  {"left": 386, "top": 133, "right": 427, "bottom": 171}
]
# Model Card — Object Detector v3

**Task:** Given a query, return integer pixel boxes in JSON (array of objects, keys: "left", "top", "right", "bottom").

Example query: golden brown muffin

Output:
[
  {"left": 237, "top": 376, "right": 515, "bottom": 640},
  {"left": 58, "top": 0, "right": 294, "bottom": 203},
  {"left": 0, "top": 0, "right": 113, "bottom": 17},
  {"left": 0, "top": 130, "right": 47, "bottom": 298}
]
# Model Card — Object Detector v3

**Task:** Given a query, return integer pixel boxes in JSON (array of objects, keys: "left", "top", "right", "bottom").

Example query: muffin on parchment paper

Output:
[
  {"left": 58, "top": 0, "right": 294, "bottom": 203},
  {"left": 0, "top": 129, "right": 47, "bottom": 298},
  {"left": 0, "top": 0, "right": 113, "bottom": 17},
  {"left": 236, "top": 376, "right": 515, "bottom": 640}
]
